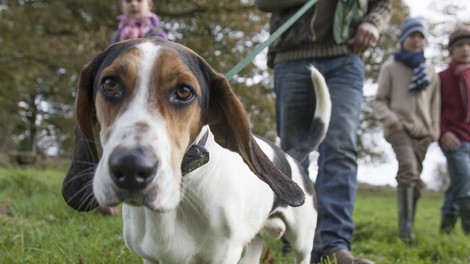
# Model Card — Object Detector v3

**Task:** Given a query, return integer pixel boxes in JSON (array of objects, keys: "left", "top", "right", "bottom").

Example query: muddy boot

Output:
[
  {"left": 397, "top": 186, "right": 415, "bottom": 244},
  {"left": 459, "top": 198, "right": 470, "bottom": 235},
  {"left": 440, "top": 213, "right": 458, "bottom": 234}
]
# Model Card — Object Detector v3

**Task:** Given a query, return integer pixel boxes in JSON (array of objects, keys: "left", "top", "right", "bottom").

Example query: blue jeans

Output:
[
  {"left": 441, "top": 141, "right": 470, "bottom": 215},
  {"left": 442, "top": 187, "right": 459, "bottom": 217},
  {"left": 274, "top": 53, "right": 364, "bottom": 260}
]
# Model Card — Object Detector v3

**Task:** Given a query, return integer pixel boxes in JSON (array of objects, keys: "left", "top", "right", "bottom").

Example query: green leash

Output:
[{"left": 224, "top": 0, "right": 318, "bottom": 80}]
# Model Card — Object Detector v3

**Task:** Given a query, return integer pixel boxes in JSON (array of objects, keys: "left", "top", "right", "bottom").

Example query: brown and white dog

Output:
[{"left": 62, "top": 37, "right": 330, "bottom": 264}]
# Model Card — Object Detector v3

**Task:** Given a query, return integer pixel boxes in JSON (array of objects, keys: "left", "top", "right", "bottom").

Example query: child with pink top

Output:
[{"left": 111, "top": 0, "right": 167, "bottom": 43}]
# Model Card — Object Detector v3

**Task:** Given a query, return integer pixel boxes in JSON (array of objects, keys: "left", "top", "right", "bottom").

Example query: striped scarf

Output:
[
  {"left": 394, "top": 50, "right": 429, "bottom": 92},
  {"left": 454, "top": 60, "right": 470, "bottom": 123}
]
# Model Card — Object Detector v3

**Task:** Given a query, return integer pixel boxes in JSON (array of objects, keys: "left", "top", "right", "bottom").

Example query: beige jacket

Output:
[{"left": 374, "top": 59, "right": 440, "bottom": 140}]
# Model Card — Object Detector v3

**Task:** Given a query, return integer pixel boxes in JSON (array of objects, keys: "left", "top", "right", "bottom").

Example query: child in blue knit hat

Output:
[
  {"left": 374, "top": 17, "right": 440, "bottom": 244},
  {"left": 396, "top": 17, "right": 429, "bottom": 91}
]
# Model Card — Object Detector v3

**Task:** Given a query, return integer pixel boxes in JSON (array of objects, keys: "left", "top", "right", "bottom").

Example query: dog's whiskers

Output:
[
  {"left": 66, "top": 181, "right": 92, "bottom": 203},
  {"left": 65, "top": 165, "right": 95, "bottom": 183},
  {"left": 70, "top": 160, "right": 99, "bottom": 167},
  {"left": 64, "top": 169, "right": 97, "bottom": 211},
  {"left": 79, "top": 187, "right": 99, "bottom": 211}
]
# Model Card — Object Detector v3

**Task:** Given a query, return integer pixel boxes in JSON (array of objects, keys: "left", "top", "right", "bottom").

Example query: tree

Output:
[
  {"left": 3, "top": 0, "right": 465, "bottom": 163},
  {"left": 0, "top": 0, "right": 117, "bottom": 155},
  {"left": 0, "top": 0, "right": 274, "bottom": 157}
]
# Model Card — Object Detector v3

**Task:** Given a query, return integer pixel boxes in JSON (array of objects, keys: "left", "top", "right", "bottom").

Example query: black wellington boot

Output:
[
  {"left": 458, "top": 198, "right": 470, "bottom": 235},
  {"left": 397, "top": 186, "right": 416, "bottom": 244},
  {"left": 440, "top": 213, "right": 458, "bottom": 234}
]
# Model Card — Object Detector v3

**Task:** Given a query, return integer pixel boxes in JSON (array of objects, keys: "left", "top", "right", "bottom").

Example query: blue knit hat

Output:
[{"left": 398, "top": 17, "right": 428, "bottom": 44}]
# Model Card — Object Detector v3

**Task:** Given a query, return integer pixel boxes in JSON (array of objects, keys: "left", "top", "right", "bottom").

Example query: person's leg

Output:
[
  {"left": 410, "top": 137, "right": 430, "bottom": 226},
  {"left": 386, "top": 131, "right": 419, "bottom": 188},
  {"left": 440, "top": 147, "right": 460, "bottom": 234},
  {"left": 443, "top": 141, "right": 470, "bottom": 234},
  {"left": 311, "top": 53, "right": 365, "bottom": 262},
  {"left": 274, "top": 59, "right": 316, "bottom": 255},
  {"left": 274, "top": 60, "right": 316, "bottom": 154},
  {"left": 385, "top": 130, "right": 419, "bottom": 243},
  {"left": 440, "top": 188, "right": 459, "bottom": 234}
]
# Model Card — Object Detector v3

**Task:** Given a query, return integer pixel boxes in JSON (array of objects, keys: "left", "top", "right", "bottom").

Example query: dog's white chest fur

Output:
[{"left": 122, "top": 138, "right": 275, "bottom": 263}]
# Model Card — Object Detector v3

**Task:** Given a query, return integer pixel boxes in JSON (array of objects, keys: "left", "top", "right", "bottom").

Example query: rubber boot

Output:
[
  {"left": 411, "top": 186, "right": 420, "bottom": 225},
  {"left": 397, "top": 186, "right": 416, "bottom": 244},
  {"left": 440, "top": 214, "right": 458, "bottom": 234},
  {"left": 458, "top": 198, "right": 470, "bottom": 235}
]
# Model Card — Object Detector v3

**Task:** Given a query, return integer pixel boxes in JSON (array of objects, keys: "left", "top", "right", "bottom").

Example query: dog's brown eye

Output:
[
  {"left": 175, "top": 85, "right": 194, "bottom": 101},
  {"left": 102, "top": 78, "right": 117, "bottom": 93},
  {"left": 100, "top": 78, "right": 122, "bottom": 98}
]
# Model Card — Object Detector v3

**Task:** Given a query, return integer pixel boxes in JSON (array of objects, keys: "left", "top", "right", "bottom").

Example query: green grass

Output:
[
  {"left": 0, "top": 168, "right": 140, "bottom": 263},
  {"left": 0, "top": 167, "right": 469, "bottom": 263}
]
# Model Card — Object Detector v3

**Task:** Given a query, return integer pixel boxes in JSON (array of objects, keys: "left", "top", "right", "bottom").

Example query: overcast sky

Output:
[{"left": 406, "top": 0, "right": 469, "bottom": 21}]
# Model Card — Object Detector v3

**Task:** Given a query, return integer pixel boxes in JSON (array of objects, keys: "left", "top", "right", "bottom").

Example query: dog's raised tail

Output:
[{"left": 287, "top": 65, "right": 331, "bottom": 162}]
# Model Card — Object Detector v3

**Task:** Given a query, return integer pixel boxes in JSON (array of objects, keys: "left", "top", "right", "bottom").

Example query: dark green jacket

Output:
[{"left": 255, "top": 0, "right": 392, "bottom": 67}]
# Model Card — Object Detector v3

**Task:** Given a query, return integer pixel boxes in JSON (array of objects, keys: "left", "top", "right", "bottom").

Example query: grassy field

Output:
[{"left": 0, "top": 167, "right": 469, "bottom": 263}]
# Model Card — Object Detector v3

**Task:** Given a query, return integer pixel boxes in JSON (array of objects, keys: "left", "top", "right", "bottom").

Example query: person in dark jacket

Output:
[{"left": 254, "top": 0, "right": 392, "bottom": 263}]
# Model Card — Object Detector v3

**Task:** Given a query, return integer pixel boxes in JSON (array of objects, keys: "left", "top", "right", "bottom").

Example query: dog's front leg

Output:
[
  {"left": 210, "top": 244, "right": 244, "bottom": 264},
  {"left": 239, "top": 234, "right": 264, "bottom": 264}
]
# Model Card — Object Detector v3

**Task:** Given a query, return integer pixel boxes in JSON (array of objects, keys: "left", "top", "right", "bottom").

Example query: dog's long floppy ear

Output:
[
  {"left": 204, "top": 71, "right": 305, "bottom": 207},
  {"left": 62, "top": 60, "right": 101, "bottom": 212}
]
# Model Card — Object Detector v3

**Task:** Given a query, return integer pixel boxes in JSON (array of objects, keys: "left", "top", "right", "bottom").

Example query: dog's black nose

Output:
[{"left": 108, "top": 146, "right": 157, "bottom": 191}]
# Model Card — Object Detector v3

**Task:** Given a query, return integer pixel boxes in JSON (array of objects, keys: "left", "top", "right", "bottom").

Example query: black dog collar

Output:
[{"left": 181, "top": 130, "right": 210, "bottom": 176}]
